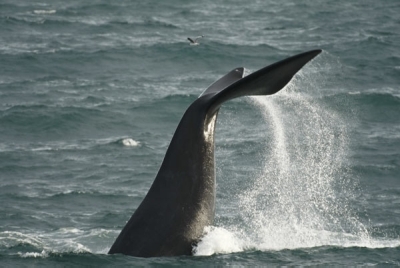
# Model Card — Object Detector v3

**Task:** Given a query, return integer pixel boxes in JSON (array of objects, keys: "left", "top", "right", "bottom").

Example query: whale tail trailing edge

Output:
[{"left": 206, "top": 49, "right": 322, "bottom": 114}]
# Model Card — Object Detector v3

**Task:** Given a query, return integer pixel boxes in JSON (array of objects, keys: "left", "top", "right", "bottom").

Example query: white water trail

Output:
[{"left": 237, "top": 89, "right": 368, "bottom": 250}]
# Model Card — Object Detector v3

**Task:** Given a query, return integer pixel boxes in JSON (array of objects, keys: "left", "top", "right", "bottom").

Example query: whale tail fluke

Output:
[
  {"left": 108, "top": 49, "right": 322, "bottom": 258},
  {"left": 207, "top": 49, "right": 322, "bottom": 113}
]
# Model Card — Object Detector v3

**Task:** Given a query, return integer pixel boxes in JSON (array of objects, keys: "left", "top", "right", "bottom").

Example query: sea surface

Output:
[{"left": 1, "top": 0, "right": 399, "bottom": 266}]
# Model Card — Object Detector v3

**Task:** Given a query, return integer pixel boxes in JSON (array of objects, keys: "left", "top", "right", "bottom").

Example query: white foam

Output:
[
  {"left": 194, "top": 226, "right": 400, "bottom": 256},
  {"left": 72, "top": 243, "right": 92, "bottom": 253},
  {"left": 31, "top": 146, "right": 53, "bottom": 151},
  {"left": 122, "top": 138, "right": 140, "bottom": 147},
  {"left": 58, "top": 228, "right": 84, "bottom": 234},
  {"left": 33, "top": 10, "right": 56, "bottom": 15},
  {"left": 18, "top": 250, "right": 49, "bottom": 258},
  {"left": 193, "top": 227, "right": 244, "bottom": 256},
  {"left": 0, "top": 136, "right": 143, "bottom": 153},
  {"left": 0, "top": 231, "right": 43, "bottom": 248}
]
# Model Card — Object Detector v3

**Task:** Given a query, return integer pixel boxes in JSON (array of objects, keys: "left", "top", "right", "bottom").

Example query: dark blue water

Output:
[{"left": 1, "top": 0, "right": 399, "bottom": 266}]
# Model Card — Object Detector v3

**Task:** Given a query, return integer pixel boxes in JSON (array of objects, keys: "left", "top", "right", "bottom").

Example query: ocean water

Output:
[{"left": 1, "top": 0, "right": 399, "bottom": 266}]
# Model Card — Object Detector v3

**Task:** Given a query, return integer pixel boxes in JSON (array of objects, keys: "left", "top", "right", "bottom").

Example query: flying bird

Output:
[{"left": 187, "top": 35, "right": 204, "bottom": 45}]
